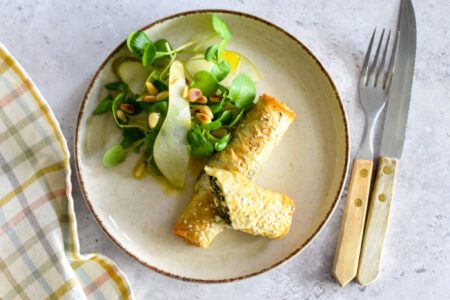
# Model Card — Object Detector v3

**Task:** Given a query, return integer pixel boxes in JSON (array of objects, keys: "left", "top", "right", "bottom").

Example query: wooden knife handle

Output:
[
  {"left": 332, "top": 159, "right": 373, "bottom": 287},
  {"left": 357, "top": 156, "right": 397, "bottom": 285}
]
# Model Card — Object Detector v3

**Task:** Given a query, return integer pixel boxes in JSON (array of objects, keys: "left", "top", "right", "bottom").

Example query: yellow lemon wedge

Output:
[
  {"left": 221, "top": 50, "right": 262, "bottom": 86},
  {"left": 222, "top": 50, "right": 241, "bottom": 74}
]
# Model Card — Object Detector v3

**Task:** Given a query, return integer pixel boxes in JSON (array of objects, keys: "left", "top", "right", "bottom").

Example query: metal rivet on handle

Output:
[
  {"left": 360, "top": 169, "right": 368, "bottom": 177},
  {"left": 383, "top": 166, "right": 392, "bottom": 174},
  {"left": 378, "top": 194, "right": 386, "bottom": 202},
  {"left": 355, "top": 198, "right": 363, "bottom": 207}
]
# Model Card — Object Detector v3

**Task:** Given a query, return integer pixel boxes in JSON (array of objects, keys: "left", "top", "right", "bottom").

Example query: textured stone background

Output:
[{"left": 0, "top": 0, "right": 449, "bottom": 299}]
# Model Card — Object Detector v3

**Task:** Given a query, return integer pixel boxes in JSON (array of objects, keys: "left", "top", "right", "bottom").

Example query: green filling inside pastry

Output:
[{"left": 209, "top": 176, "right": 231, "bottom": 224}]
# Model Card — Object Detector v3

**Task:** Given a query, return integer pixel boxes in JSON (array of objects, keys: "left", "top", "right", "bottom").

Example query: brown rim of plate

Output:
[{"left": 74, "top": 9, "right": 350, "bottom": 284}]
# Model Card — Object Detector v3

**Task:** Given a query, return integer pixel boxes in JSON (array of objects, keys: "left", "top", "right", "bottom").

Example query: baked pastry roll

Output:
[
  {"left": 173, "top": 94, "right": 296, "bottom": 247},
  {"left": 205, "top": 166, "right": 295, "bottom": 239}
]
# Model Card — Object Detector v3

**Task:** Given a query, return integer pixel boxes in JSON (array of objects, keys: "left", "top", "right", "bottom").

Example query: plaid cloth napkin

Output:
[{"left": 0, "top": 44, "right": 133, "bottom": 299}]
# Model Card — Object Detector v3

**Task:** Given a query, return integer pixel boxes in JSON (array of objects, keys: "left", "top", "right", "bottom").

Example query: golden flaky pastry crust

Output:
[
  {"left": 173, "top": 94, "right": 296, "bottom": 247},
  {"left": 205, "top": 166, "right": 295, "bottom": 239}
]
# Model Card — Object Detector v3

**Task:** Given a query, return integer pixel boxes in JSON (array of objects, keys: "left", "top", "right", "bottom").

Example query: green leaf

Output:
[
  {"left": 149, "top": 101, "right": 168, "bottom": 115},
  {"left": 204, "top": 110, "right": 232, "bottom": 129},
  {"left": 214, "top": 133, "right": 231, "bottom": 151},
  {"left": 154, "top": 39, "right": 173, "bottom": 60},
  {"left": 227, "top": 109, "right": 244, "bottom": 128},
  {"left": 102, "top": 145, "right": 127, "bottom": 167},
  {"left": 92, "top": 95, "right": 113, "bottom": 115},
  {"left": 147, "top": 70, "right": 161, "bottom": 82},
  {"left": 121, "top": 128, "right": 145, "bottom": 149},
  {"left": 144, "top": 131, "right": 158, "bottom": 150},
  {"left": 212, "top": 15, "right": 232, "bottom": 40},
  {"left": 153, "top": 79, "right": 168, "bottom": 91},
  {"left": 205, "top": 131, "right": 218, "bottom": 143},
  {"left": 210, "top": 98, "right": 226, "bottom": 114},
  {"left": 112, "top": 93, "right": 125, "bottom": 126},
  {"left": 154, "top": 39, "right": 174, "bottom": 64},
  {"left": 187, "top": 128, "right": 203, "bottom": 145},
  {"left": 205, "top": 131, "right": 231, "bottom": 152},
  {"left": 139, "top": 102, "right": 153, "bottom": 113},
  {"left": 187, "top": 129, "right": 214, "bottom": 158},
  {"left": 212, "top": 14, "right": 231, "bottom": 57},
  {"left": 127, "top": 31, "right": 151, "bottom": 56},
  {"left": 191, "top": 140, "right": 214, "bottom": 159},
  {"left": 205, "top": 44, "right": 219, "bottom": 62},
  {"left": 192, "top": 71, "right": 218, "bottom": 97},
  {"left": 142, "top": 42, "right": 156, "bottom": 66},
  {"left": 217, "top": 110, "right": 233, "bottom": 124},
  {"left": 229, "top": 74, "right": 256, "bottom": 109},
  {"left": 217, "top": 84, "right": 229, "bottom": 95},
  {"left": 145, "top": 71, "right": 168, "bottom": 91},
  {"left": 133, "top": 143, "right": 142, "bottom": 153},
  {"left": 201, "top": 120, "right": 222, "bottom": 130},
  {"left": 218, "top": 39, "right": 228, "bottom": 58},
  {"left": 211, "top": 60, "right": 230, "bottom": 82},
  {"left": 155, "top": 39, "right": 172, "bottom": 51},
  {"left": 146, "top": 156, "right": 162, "bottom": 176},
  {"left": 143, "top": 146, "right": 162, "bottom": 176},
  {"left": 105, "top": 82, "right": 128, "bottom": 92}
]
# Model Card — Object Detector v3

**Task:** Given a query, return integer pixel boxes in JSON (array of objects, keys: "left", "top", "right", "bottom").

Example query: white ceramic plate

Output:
[{"left": 75, "top": 10, "right": 349, "bottom": 282}]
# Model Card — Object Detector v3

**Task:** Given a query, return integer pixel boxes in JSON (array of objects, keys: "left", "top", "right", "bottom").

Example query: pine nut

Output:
[
  {"left": 148, "top": 112, "right": 160, "bottom": 129},
  {"left": 196, "top": 112, "right": 211, "bottom": 124},
  {"left": 133, "top": 162, "right": 147, "bottom": 179},
  {"left": 197, "top": 105, "right": 214, "bottom": 119},
  {"left": 116, "top": 110, "right": 127, "bottom": 123},
  {"left": 145, "top": 81, "right": 158, "bottom": 95},
  {"left": 209, "top": 94, "right": 222, "bottom": 103},
  {"left": 119, "top": 103, "right": 135, "bottom": 114},
  {"left": 156, "top": 90, "right": 169, "bottom": 101},
  {"left": 143, "top": 95, "right": 156, "bottom": 103},
  {"left": 196, "top": 95, "right": 208, "bottom": 104},
  {"left": 188, "top": 88, "right": 203, "bottom": 102}
]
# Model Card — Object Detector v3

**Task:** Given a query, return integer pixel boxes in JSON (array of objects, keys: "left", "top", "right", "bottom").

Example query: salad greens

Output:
[
  {"left": 102, "top": 145, "right": 128, "bottom": 167},
  {"left": 229, "top": 74, "right": 256, "bottom": 109},
  {"left": 92, "top": 14, "right": 258, "bottom": 186},
  {"left": 192, "top": 71, "right": 218, "bottom": 97}
]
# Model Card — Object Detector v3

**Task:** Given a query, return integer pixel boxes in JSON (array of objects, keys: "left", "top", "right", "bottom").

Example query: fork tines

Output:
[{"left": 361, "top": 28, "right": 399, "bottom": 89}]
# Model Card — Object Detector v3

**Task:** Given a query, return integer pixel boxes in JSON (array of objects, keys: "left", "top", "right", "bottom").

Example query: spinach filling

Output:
[{"left": 209, "top": 176, "right": 231, "bottom": 224}]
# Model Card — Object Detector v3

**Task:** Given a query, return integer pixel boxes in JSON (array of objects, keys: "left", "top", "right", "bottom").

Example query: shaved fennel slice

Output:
[
  {"left": 184, "top": 54, "right": 215, "bottom": 80},
  {"left": 153, "top": 61, "right": 191, "bottom": 188},
  {"left": 116, "top": 59, "right": 149, "bottom": 95}
]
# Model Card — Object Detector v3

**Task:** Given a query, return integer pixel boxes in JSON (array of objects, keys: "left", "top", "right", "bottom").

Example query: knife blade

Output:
[
  {"left": 357, "top": 0, "right": 416, "bottom": 285},
  {"left": 380, "top": 0, "right": 416, "bottom": 158}
]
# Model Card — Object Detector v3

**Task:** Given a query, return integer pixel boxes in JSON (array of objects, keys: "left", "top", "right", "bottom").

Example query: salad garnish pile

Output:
[{"left": 92, "top": 15, "right": 261, "bottom": 187}]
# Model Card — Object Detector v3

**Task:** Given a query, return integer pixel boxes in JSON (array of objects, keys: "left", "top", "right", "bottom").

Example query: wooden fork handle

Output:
[
  {"left": 332, "top": 159, "right": 373, "bottom": 287},
  {"left": 357, "top": 156, "right": 397, "bottom": 285}
]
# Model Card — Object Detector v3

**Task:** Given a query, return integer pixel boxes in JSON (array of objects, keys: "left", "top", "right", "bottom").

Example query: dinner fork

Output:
[{"left": 332, "top": 28, "right": 398, "bottom": 287}]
